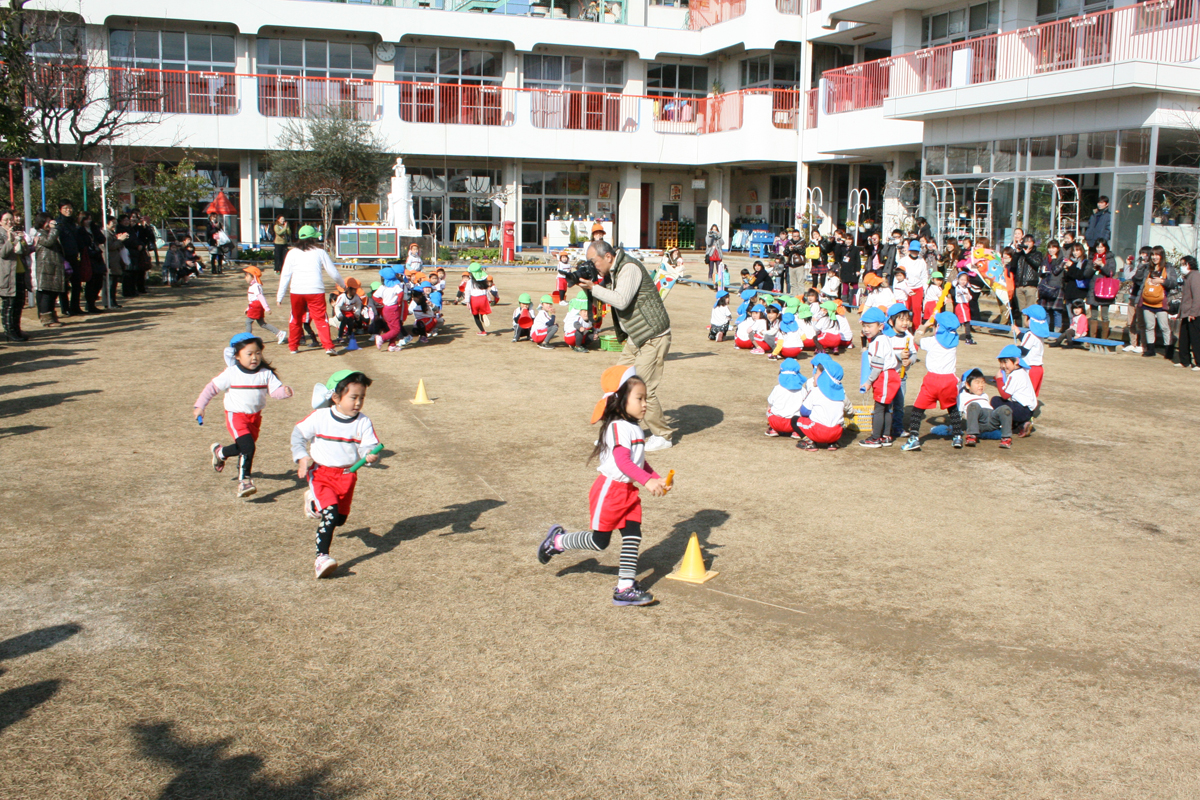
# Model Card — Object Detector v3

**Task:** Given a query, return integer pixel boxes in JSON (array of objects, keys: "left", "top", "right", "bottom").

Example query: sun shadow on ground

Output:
[
  {"left": 132, "top": 721, "right": 342, "bottom": 799},
  {"left": 337, "top": 498, "right": 506, "bottom": 571},
  {"left": 0, "top": 424, "right": 50, "bottom": 439},
  {"left": 0, "top": 380, "right": 57, "bottom": 396},
  {"left": 640, "top": 508, "right": 728, "bottom": 588},
  {"left": 0, "top": 680, "right": 61, "bottom": 733},
  {"left": 664, "top": 351, "right": 715, "bottom": 361},
  {"left": 0, "top": 389, "right": 102, "bottom": 419},
  {"left": 247, "top": 474, "right": 306, "bottom": 505},
  {"left": 664, "top": 404, "right": 724, "bottom": 438},
  {"left": 0, "top": 623, "right": 82, "bottom": 663}
]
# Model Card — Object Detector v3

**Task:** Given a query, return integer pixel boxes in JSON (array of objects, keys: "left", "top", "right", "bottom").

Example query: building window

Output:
[
  {"left": 922, "top": 1, "right": 999, "bottom": 47},
  {"left": 647, "top": 63, "right": 709, "bottom": 98},
  {"left": 1035, "top": 0, "right": 1111, "bottom": 23},
  {"left": 520, "top": 170, "right": 590, "bottom": 247},
  {"left": 769, "top": 174, "right": 796, "bottom": 228},
  {"left": 29, "top": 23, "right": 85, "bottom": 64},
  {"left": 740, "top": 54, "right": 801, "bottom": 89},
  {"left": 256, "top": 39, "right": 373, "bottom": 80},
  {"left": 408, "top": 167, "right": 502, "bottom": 245},
  {"left": 397, "top": 47, "right": 502, "bottom": 86},
  {"left": 523, "top": 55, "right": 624, "bottom": 92},
  {"left": 110, "top": 30, "right": 235, "bottom": 72}
]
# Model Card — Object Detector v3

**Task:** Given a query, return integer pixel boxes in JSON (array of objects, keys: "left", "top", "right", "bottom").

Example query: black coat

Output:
[
  {"left": 1062, "top": 257, "right": 1094, "bottom": 306},
  {"left": 838, "top": 245, "right": 861, "bottom": 283}
]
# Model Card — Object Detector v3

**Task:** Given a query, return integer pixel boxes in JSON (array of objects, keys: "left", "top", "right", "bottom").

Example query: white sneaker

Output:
[
  {"left": 644, "top": 434, "right": 673, "bottom": 452},
  {"left": 1131, "top": 346, "right": 1143, "bottom": 353},
  {"left": 276, "top": 330, "right": 287, "bottom": 345},
  {"left": 558, "top": 301, "right": 567, "bottom": 306},
  {"left": 304, "top": 489, "right": 320, "bottom": 519},
  {"left": 314, "top": 554, "right": 338, "bottom": 579}
]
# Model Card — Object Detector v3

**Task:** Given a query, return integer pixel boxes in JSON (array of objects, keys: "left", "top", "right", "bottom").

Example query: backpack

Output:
[{"left": 1142, "top": 280, "right": 1165, "bottom": 306}]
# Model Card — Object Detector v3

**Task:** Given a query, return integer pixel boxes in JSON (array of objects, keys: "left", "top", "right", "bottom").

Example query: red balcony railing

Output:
[
  {"left": 398, "top": 81, "right": 515, "bottom": 126},
  {"left": 25, "top": 62, "right": 87, "bottom": 109},
  {"left": 823, "top": 0, "right": 1200, "bottom": 114},
  {"left": 805, "top": 87, "right": 818, "bottom": 129},
  {"left": 257, "top": 74, "right": 380, "bottom": 120},
  {"left": 652, "top": 91, "right": 743, "bottom": 134},
  {"left": 811, "top": 0, "right": 822, "bottom": 11},
  {"left": 688, "top": 0, "right": 747, "bottom": 29},
  {"left": 775, "top": 0, "right": 803, "bottom": 14},
  {"left": 109, "top": 66, "right": 237, "bottom": 115},
  {"left": 529, "top": 88, "right": 639, "bottom": 132},
  {"left": 767, "top": 89, "right": 802, "bottom": 130}
]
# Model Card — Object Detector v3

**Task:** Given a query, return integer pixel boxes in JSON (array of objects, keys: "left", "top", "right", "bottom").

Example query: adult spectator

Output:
[
  {"left": 1139, "top": 245, "right": 1176, "bottom": 358},
  {"left": 578, "top": 240, "right": 674, "bottom": 452},
  {"left": 55, "top": 200, "right": 81, "bottom": 316},
  {"left": 272, "top": 216, "right": 290, "bottom": 274},
  {"left": 751, "top": 260, "right": 774, "bottom": 292},
  {"left": 1087, "top": 238, "right": 1118, "bottom": 342},
  {"left": 1061, "top": 241, "right": 1093, "bottom": 325},
  {"left": 782, "top": 228, "right": 807, "bottom": 292},
  {"left": 276, "top": 225, "right": 346, "bottom": 356},
  {"left": 0, "top": 211, "right": 30, "bottom": 341},
  {"left": 206, "top": 212, "right": 228, "bottom": 274},
  {"left": 1175, "top": 255, "right": 1200, "bottom": 370},
  {"left": 1007, "top": 234, "right": 1044, "bottom": 325},
  {"left": 1084, "top": 196, "right": 1111, "bottom": 247},
  {"left": 116, "top": 214, "right": 139, "bottom": 298},
  {"left": 103, "top": 216, "right": 127, "bottom": 309},
  {"left": 881, "top": 228, "right": 903, "bottom": 280},
  {"left": 912, "top": 216, "right": 933, "bottom": 243},
  {"left": 33, "top": 213, "right": 65, "bottom": 327},
  {"left": 704, "top": 224, "right": 723, "bottom": 285},
  {"left": 78, "top": 211, "right": 104, "bottom": 313},
  {"left": 1007, "top": 227, "right": 1026, "bottom": 251},
  {"left": 1040, "top": 239, "right": 1066, "bottom": 333},
  {"left": 1123, "top": 246, "right": 1152, "bottom": 353},
  {"left": 836, "top": 233, "right": 861, "bottom": 307},
  {"left": 863, "top": 231, "right": 884, "bottom": 276}
]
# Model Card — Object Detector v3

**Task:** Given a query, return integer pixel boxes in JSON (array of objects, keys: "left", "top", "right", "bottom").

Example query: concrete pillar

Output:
[
  {"left": 1002, "top": 0, "right": 1038, "bottom": 32},
  {"left": 708, "top": 167, "right": 731, "bottom": 244},
  {"left": 618, "top": 164, "right": 641, "bottom": 249},
  {"left": 891, "top": 9, "right": 925, "bottom": 55},
  {"left": 506, "top": 158, "right": 523, "bottom": 252},
  {"left": 239, "top": 153, "right": 257, "bottom": 248}
]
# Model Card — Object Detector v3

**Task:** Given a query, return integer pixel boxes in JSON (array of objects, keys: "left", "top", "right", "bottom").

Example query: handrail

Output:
[{"left": 822, "top": 1, "right": 1200, "bottom": 114}]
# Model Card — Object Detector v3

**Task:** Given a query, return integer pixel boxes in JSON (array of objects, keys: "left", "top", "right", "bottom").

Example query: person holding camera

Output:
[
  {"left": 577, "top": 240, "right": 675, "bottom": 452},
  {"left": 1008, "top": 234, "right": 1044, "bottom": 326}
]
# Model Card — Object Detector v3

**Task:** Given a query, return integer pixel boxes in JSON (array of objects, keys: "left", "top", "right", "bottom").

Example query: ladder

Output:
[{"left": 1054, "top": 176, "right": 1080, "bottom": 242}]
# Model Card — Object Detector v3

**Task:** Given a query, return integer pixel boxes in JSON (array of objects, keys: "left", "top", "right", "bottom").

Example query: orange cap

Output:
[
  {"left": 862, "top": 271, "right": 882, "bottom": 288},
  {"left": 591, "top": 365, "right": 638, "bottom": 424},
  {"left": 345, "top": 277, "right": 360, "bottom": 290},
  {"left": 241, "top": 266, "right": 262, "bottom": 279}
]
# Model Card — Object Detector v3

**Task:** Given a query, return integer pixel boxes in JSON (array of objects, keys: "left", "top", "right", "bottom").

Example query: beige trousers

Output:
[{"left": 617, "top": 332, "right": 674, "bottom": 439}]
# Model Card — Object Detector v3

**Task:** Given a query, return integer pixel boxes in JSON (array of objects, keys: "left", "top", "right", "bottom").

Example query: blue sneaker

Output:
[
  {"left": 612, "top": 581, "right": 654, "bottom": 606},
  {"left": 537, "top": 524, "right": 564, "bottom": 565},
  {"left": 952, "top": 435, "right": 964, "bottom": 449},
  {"left": 900, "top": 435, "right": 922, "bottom": 452}
]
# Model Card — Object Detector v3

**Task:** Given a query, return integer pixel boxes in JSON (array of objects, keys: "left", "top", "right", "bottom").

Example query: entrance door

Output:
[{"left": 641, "top": 182, "right": 652, "bottom": 248}]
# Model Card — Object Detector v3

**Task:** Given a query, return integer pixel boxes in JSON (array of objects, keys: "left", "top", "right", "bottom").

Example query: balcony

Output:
[
  {"left": 257, "top": 74, "right": 381, "bottom": 120},
  {"left": 530, "top": 88, "right": 638, "bottom": 131},
  {"left": 398, "top": 81, "right": 516, "bottom": 126},
  {"left": 652, "top": 92, "right": 743, "bottom": 133},
  {"left": 688, "top": 0, "right": 747, "bottom": 29},
  {"left": 821, "top": 1, "right": 1200, "bottom": 118},
  {"left": 110, "top": 67, "right": 238, "bottom": 116},
  {"left": 308, "top": 0, "right": 629, "bottom": 24}
]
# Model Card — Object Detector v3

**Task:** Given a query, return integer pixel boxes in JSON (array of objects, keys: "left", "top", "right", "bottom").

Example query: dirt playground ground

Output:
[{"left": 0, "top": 262, "right": 1197, "bottom": 799}]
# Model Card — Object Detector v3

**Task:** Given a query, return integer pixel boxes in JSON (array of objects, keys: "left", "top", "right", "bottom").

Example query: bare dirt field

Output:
[{"left": 1, "top": 261, "right": 1197, "bottom": 799}]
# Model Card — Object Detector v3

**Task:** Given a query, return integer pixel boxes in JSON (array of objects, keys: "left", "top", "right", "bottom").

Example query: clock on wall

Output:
[{"left": 375, "top": 42, "right": 396, "bottom": 62}]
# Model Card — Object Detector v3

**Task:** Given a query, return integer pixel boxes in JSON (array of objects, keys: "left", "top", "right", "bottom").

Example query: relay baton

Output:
[
  {"left": 197, "top": 415, "right": 203, "bottom": 426},
  {"left": 345, "top": 444, "right": 384, "bottom": 474},
  {"left": 664, "top": 469, "right": 675, "bottom": 491}
]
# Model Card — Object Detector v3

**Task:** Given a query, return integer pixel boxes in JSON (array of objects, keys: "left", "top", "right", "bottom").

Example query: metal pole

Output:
[
  {"left": 39, "top": 159, "right": 46, "bottom": 212},
  {"left": 101, "top": 167, "right": 110, "bottom": 310},
  {"left": 7, "top": 162, "right": 13, "bottom": 209},
  {"left": 21, "top": 162, "right": 31, "bottom": 229},
  {"left": 82, "top": 166, "right": 87, "bottom": 209}
]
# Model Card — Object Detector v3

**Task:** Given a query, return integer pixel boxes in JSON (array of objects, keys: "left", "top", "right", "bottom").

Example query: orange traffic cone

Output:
[
  {"left": 410, "top": 379, "right": 434, "bottom": 405},
  {"left": 664, "top": 533, "right": 718, "bottom": 584}
]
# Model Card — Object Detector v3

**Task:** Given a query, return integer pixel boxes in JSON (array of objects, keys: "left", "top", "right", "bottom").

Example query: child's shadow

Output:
[{"left": 337, "top": 498, "right": 506, "bottom": 571}]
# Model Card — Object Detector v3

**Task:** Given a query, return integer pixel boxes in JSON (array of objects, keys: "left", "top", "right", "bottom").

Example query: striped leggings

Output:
[{"left": 557, "top": 520, "right": 643, "bottom": 580}]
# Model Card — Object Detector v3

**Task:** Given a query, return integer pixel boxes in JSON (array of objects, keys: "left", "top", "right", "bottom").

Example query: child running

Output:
[
  {"left": 242, "top": 266, "right": 287, "bottom": 344},
  {"left": 466, "top": 262, "right": 492, "bottom": 335},
  {"left": 293, "top": 370, "right": 381, "bottom": 579},
  {"left": 537, "top": 366, "right": 666, "bottom": 607},
  {"left": 901, "top": 311, "right": 964, "bottom": 451},
  {"left": 765, "top": 358, "right": 806, "bottom": 438},
  {"left": 858, "top": 306, "right": 900, "bottom": 448},
  {"left": 373, "top": 267, "right": 406, "bottom": 352},
  {"left": 194, "top": 333, "right": 294, "bottom": 498}
]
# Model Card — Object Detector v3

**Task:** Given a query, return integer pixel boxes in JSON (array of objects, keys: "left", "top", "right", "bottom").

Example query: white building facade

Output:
[{"left": 26, "top": 0, "right": 1200, "bottom": 258}]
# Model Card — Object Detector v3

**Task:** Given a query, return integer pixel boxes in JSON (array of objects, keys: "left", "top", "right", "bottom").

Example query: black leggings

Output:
[
  {"left": 316, "top": 506, "right": 349, "bottom": 555},
  {"left": 557, "top": 520, "right": 643, "bottom": 580},
  {"left": 36, "top": 290, "right": 57, "bottom": 315},
  {"left": 872, "top": 401, "right": 893, "bottom": 439},
  {"left": 907, "top": 405, "right": 962, "bottom": 437},
  {"left": 221, "top": 434, "right": 256, "bottom": 480},
  {"left": 472, "top": 314, "right": 486, "bottom": 332}
]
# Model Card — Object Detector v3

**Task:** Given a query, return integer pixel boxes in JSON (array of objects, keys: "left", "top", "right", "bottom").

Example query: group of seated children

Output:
[
  {"left": 512, "top": 290, "right": 593, "bottom": 352},
  {"left": 713, "top": 288, "right": 852, "bottom": 358},
  {"left": 764, "top": 354, "right": 852, "bottom": 451},
  {"left": 324, "top": 267, "right": 445, "bottom": 352}
]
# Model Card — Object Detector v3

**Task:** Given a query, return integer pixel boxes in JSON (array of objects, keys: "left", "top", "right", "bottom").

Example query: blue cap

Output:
[
  {"left": 419, "top": 281, "right": 433, "bottom": 289},
  {"left": 1024, "top": 305, "right": 1047, "bottom": 321},
  {"left": 997, "top": 344, "right": 1023, "bottom": 361},
  {"left": 740, "top": 289, "right": 757, "bottom": 300},
  {"left": 778, "top": 358, "right": 804, "bottom": 391},
  {"left": 751, "top": 303, "right": 766, "bottom": 313},
  {"left": 379, "top": 267, "right": 397, "bottom": 282},
  {"left": 887, "top": 302, "right": 908, "bottom": 318},
  {"left": 908, "top": 240, "right": 921, "bottom": 251},
  {"left": 861, "top": 307, "right": 887, "bottom": 324},
  {"left": 935, "top": 311, "right": 962, "bottom": 330},
  {"left": 779, "top": 312, "right": 798, "bottom": 333},
  {"left": 229, "top": 332, "right": 256, "bottom": 348}
]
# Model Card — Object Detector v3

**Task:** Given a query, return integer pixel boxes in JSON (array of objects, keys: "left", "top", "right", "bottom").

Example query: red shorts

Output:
[
  {"left": 954, "top": 302, "right": 971, "bottom": 323},
  {"left": 469, "top": 295, "right": 492, "bottom": 315},
  {"left": 803, "top": 339, "right": 816, "bottom": 350},
  {"left": 735, "top": 337, "right": 753, "bottom": 349},
  {"left": 914, "top": 371, "right": 958, "bottom": 410},
  {"left": 907, "top": 287, "right": 926, "bottom": 326},
  {"left": 816, "top": 331, "right": 841, "bottom": 349},
  {"left": 923, "top": 300, "right": 937, "bottom": 321},
  {"left": 556, "top": 276, "right": 568, "bottom": 293},
  {"left": 777, "top": 346, "right": 803, "bottom": 358},
  {"left": 873, "top": 368, "right": 900, "bottom": 404},
  {"left": 797, "top": 418, "right": 842, "bottom": 445},
  {"left": 1029, "top": 365, "right": 1043, "bottom": 396},
  {"left": 565, "top": 330, "right": 588, "bottom": 346},
  {"left": 309, "top": 464, "right": 358, "bottom": 516},
  {"left": 225, "top": 411, "right": 262, "bottom": 441},
  {"left": 416, "top": 317, "right": 437, "bottom": 334},
  {"left": 589, "top": 475, "right": 641, "bottom": 531},
  {"left": 246, "top": 301, "right": 265, "bottom": 320},
  {"left": 767, "top": 414, "right": 795, "bottom": 434},
  {"left": 531, "top": 329, "right": 550, "bottom": 343}
]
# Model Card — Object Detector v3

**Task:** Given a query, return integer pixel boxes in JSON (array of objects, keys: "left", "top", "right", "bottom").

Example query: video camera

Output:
[{"left": 564, "top": 260, "right": 600, "bottom": 288}]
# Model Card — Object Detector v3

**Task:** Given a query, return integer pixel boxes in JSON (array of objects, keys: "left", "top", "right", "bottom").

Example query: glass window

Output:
[
  {"left": 1028, "top": 136, "right": 1055, "bottom": 170},
  {"left": 924, "top": 145, "right": 946, "bottom": 176},
  {"left": 523, "top": 55, "right": 622, "bottom": 92},
  {"left": 30, "top": 24, "right": 85, "bottom": 63},
  {"left": 1058, "top": 131, "right": 1117, "bottom": 169},
  {"left": 648, "top": 62, "right": 709, "bottom": 98},
  {"left": 994, "top": 139, "right": 1019, "bottom": 172},
  {"left": 1152, "top": 127, "right": 1195, "bottom": 167},
  {"left": 111, "top": 30, "right": 236, "bottom": 72},
  {"left": 924, "top": 1, "right": 999, "bottom": 45},
  {"left": 1111, "top": 173, "right": 1146, "bottom": 257},
  {"left": 258, "top": 38, "right": 372, "bottom": 80},
  {"left": 946, "top": 141, "right": 990, "bottom": 174}
]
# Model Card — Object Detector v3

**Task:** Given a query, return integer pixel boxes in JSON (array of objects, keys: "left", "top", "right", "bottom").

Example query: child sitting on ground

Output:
[
  {"left": 765, "top": 357, "right": 806, "bottom": 438},
  {"left": 735, "top": 304, "right": 766, "bottom": 350},
  {"left": 753, "top": 303, "right": 782, "bottom": 354},
  {"left": 861, "top": 271, "right": 896, "bottom": 312},
  {"left": 795, "top": 354, "right": 848, "bottom": 451},
  {"left": 959, "top": 367, "right": 1012, "bottom": 449},
  {"left": 512, "top": 293, "right": 535, "bottom": 342},
  {"left": 332, "top": 280, "right": 363, "bottom": 342},
  {"left": 530, "top": 294, "right": 558, "bottom": 349},
  {"left": 773, "top": 312, "right": 806, "bottom": 359},
  {"left": 813, "top": 301, "right": 843, "bottom": 353},
  {"left": 858, "top": 307, "right": 900, "bottom": 448},
  {"left": 994, "top": 344, "right": 1037, "bottom": 438},
  {"left": 709, "top": 290, "right": 731, "bottom": 341},
  {"left": 410, "top": 283, "right": 438, "bottom": 342},
  {"left": 564, "top": 291, "right": 593, "bottom": 352}
]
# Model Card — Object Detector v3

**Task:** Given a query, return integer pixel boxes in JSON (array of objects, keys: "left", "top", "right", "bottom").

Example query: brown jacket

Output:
[{"left": 1179, "top": 269, "right": 1200, "bottom": 319}]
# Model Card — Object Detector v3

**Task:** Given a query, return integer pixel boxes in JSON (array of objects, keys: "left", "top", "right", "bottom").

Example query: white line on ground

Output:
[
  {"left": 699, "top": 586, "right": 810, "bottom": 615},
  {"left": 476, "top": 475, "right": 504, "bottom": 502}
]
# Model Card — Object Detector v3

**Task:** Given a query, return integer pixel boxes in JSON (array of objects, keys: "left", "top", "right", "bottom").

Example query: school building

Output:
[{"left": 27, "top": 0, "right": 1200, "bottom": 260}]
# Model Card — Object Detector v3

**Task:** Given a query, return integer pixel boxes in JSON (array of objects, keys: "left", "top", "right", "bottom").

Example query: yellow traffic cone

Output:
[
  {"left": 410, "top": 379, "right": 434, "bottom": 405},
  {"left": 664, "top": 533, "right": 718, "bottom": 584}
]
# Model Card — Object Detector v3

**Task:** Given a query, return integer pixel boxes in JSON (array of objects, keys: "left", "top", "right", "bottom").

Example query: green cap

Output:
[
  {"left": 795, "top": 304, "right": 812, "bottom": 319},
  {"left": 370, "top": 281, "right": 382, "bottom": 291},
  {"left": 931, "top": 271, "right": 944, "bottom": 280},
  {"left": 569, "top": 295, "right": 589, "bottom": 311},
  {"left": 576, "top": 290, "right": 588, "bottom": 301},
  {"left": 518, "top": 293, "right": 532, "bottom": 304},
  {"left": 298, "top": 224, "right": 319, "bottom": 240},
  {"left": 325, "top": 369, "right": 355, "bottom": 391},
  {"left": 540, "top": 294, "right": 553, "bottom": 305},
  {"left": 468, "top": 262, "right": 487, "bottom": 279},
  {"left": 820, "top": 300, "right": 838, "bottom": 313}
]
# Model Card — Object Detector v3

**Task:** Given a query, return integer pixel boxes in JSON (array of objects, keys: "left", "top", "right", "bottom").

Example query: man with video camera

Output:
[{"left": 575, "top": 240, "right": 675, "bottom": 451}]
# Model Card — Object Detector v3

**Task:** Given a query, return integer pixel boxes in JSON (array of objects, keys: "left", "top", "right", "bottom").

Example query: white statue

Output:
[{"left": 386, "top": 156, "right": 421, "bottom": 235}]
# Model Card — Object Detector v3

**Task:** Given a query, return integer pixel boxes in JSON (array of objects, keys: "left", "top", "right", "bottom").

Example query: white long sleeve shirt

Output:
[
  {"left": 277, "top": 247, "right": 345, "bottom": 303},
  {"left": 291, "top": 407, "right": 380, "bottom": 468}
]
